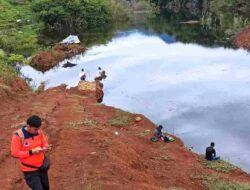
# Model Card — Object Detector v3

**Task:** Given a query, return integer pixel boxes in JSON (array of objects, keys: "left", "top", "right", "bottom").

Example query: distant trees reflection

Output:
[{"left": 146, "top": 0, "right": 250, "bottom": 47}]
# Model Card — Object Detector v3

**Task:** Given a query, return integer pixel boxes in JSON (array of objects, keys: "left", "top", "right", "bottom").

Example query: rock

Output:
[
  {"left": 62, "top": 61, "right": 77, "bottom": 68},
  {"left": 78, "top": 81, "right": 96, "bottom": 91},
  {"left": 135, "top": 116, "right": 142, "bottom": 122}
]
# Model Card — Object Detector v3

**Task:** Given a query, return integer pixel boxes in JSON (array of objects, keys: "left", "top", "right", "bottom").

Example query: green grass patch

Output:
[
  {"left": 0, "top": 25, "right": 39, "bottom": 53},
  {"left": 167, "top": 187, "right": 186, "bottom": 190},
  {"left": 108, "top": 115, "right": 130, "bottom": 126},
  {"left": 154, "top": 155, "right": 173, "bottom": 161},
  {"left": 94, "top": 103, "right": 104, "bottom": 106},
  {"left": 202, "top": 174, "right": 250, "bottom": 190},
  {"left": 0, "top": 0, "right": 32, "bottom": 25},
  {"left": 202, "top": 157, "right": 238, "bottom": 173},
  {"left": 0, "top": 57, "right": 17, "bottom": 83},
  {"left": 108, "top": 109, "right": 132, "bottom": 127},
  {"left": 138, "top": 129, "right": 151, "bottom": 136},
  {"left": 83, "top": 182, "right": 103, "bottom": 190},
  {"left": 68, "top": 119, "right": 97, "bottom": 129},
  {"left": 0, "top": 0, "right": 41, "bottom": 54}
]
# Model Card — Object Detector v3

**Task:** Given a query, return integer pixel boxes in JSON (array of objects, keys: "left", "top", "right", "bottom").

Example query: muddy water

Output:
[{"left": 21, "top": 30, "right": 250, "bottom": 172}]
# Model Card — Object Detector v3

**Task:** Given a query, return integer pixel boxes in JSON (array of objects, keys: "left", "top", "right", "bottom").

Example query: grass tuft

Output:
[
  {"left": 202, "top": 174, "right": 250, "bottom": 190},
  {"left": 202, "top": 157, "right": 238, "bottom": 173},
  {"left": 138, "top": 130, "right": 151, "bottom": 136},
  {"left": 83, "top": 182, "right": 103, "bottom": 190},
  {"left": 108, "top": 109, "right": 132, "bottom": 126},
  {"left": 68, "top": 119, "right": 97, "bottom": 129},
  {"left": 154, "top": 155, "right": 173, "bottom": 161},
  {"left": 167, "top": 188, "right": 186, "bottom": 190}
]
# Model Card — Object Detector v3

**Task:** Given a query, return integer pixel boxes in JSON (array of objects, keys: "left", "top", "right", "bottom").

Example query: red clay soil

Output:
[
  {"left": 0, "top": 80, "right": 250, "bottom": 190},
  {"left": 30, "top": 43, "right": 85, "bottom": 72},
  {"left": 233, "top": 25, "right": 250, "bottom": 51}
]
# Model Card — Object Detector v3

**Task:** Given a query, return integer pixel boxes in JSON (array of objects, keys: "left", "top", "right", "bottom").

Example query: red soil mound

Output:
[
  {"left": 234, "top": 25, "right": 250, "bottom": 51},
  {"left": 31, "top": 43, "right": 85, "bottom": 72}
]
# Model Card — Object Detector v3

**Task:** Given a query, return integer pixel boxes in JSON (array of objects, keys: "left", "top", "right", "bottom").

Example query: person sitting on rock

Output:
[
  {"left": 95, "top": 67, "right": 107, "bottom": 81},
  {"left": 205, "top": 142, "right": 220, "bottom": 161},
  {"left": 79, "top": 68, "right": 86, "bottom": 81},
  {"left": 99, "top": 67, "right": 107, "bottom": 79},
  {"left": 154, "top": 125, "right": 163, "bottom": 139}
]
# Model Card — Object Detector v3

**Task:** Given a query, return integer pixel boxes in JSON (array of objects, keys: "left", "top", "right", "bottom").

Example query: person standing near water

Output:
[{"left": 79, "top": 68, "right": 86, "bottom": 81}]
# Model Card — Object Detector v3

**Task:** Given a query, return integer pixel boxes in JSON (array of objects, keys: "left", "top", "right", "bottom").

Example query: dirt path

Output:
[{"left": 0, "top": 83, "right": 250, "bottom": 190}]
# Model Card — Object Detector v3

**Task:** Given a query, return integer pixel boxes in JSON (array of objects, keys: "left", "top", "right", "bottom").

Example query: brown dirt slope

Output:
[{"left": 0, "top": 82, "right": 250, "bottom": 190}]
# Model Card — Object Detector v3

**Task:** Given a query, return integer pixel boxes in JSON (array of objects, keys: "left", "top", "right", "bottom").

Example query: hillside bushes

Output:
[{"left": 31, "top": 0, "right": 112, "bottom": 31}]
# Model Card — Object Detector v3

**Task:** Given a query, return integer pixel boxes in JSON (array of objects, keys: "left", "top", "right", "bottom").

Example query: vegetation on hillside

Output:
[
  {"left": 0, "top": 0, "right": 39, "bottom": 81},
  {"left": 0, "top": 0, "right": 137, "bottom": 81},
  {"left": 147, "top": 0, "right": 249, "bottom": 46},
  {"left": 202, "top": 174, "right": 250, "bottom": 190},
  {"left": 0, "top": 51, "right": 18, "bottom": 83},
  {"left": 30, "top": 0, "right": 155, "bottom": 32},
  {"left": 210, "top": 0, "right": 250, "bottom": 16},
  {"left": 0, "top": 0, "right": 39, "bottom": 54},
  {"left": 31, "top": 0, "right": 112, "bottom": 32}
]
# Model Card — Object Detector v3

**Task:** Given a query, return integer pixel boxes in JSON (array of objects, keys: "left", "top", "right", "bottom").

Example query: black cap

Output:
[
  {"left": 26, "top": 115, "right": 42, "bottom": 128},
  {"left": 158, "top": 125, "right": 163, "bottom": 129}
]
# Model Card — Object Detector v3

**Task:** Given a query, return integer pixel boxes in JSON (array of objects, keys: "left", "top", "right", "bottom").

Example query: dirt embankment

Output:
[
  {"left": 233, "top": 25, "right": 250, "bottom": 51},
  {"left": 30, "top": 43, "right": 85, "bottom": 72},
  {"left": 0, "top": 80, "right": 250, "bottom": 190}
]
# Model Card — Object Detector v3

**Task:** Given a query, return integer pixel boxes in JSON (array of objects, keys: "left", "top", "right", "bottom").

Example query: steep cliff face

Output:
[{"left": 0, "top": 81, "right": 250, "bottom": 190}]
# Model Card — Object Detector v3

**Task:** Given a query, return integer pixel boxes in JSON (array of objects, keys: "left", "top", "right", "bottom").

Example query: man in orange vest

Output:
[{"left": 11, "top": 115, "right": 52, "bottom": 190}]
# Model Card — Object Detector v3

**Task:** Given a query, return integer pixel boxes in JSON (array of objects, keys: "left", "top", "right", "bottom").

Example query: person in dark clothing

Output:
[
  {"left": 154, "top": 125, "right": 163, "bottom": 139},
  {"left": 79, "top": 69, "right": 86, "bottom": 81},
  {"left": 95, "top": 67, "right": 107, "bottom": 81},
  {"left": 205, "top": 142, "right": 220, "bottom": 161}
]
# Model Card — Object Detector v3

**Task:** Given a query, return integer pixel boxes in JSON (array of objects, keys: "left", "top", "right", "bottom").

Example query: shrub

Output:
[
  {"left": 31, "top": 0, "right": 112, "bottom": 31},
  {"left": 0, "top": 57, "right": 17, "bottom": 83}
]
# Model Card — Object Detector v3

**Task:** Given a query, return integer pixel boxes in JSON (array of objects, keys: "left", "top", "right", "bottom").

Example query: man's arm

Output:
[
  {"left": 40, "top": 130, "right": 49, "bottom": 148},
  {"left": 212, "top": 149, "right": 216, "bottom": 157},
  {"left": 11, "top": 135, "right": 31, "bottom": 158}
]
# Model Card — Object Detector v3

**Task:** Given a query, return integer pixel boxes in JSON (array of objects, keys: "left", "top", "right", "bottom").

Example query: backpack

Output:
[{"left": 164, "top": 136, "right": 175, "bottom": 142}]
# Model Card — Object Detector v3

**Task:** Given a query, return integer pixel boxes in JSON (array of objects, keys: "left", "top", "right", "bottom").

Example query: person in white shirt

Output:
[{"left": 79, "top": 69, "right": 86, "bottom": 81}]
